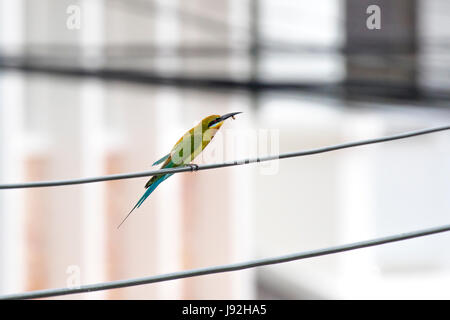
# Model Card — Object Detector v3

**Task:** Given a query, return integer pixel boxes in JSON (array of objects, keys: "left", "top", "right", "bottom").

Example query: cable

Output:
[
  {"left": 16, "top": 42, "right": 450, "bottom": 58},
  {"left": 0, "top": 125, "right": 449, "bottom": 190},
  {"left": 1, "top": 223, "right": 450, "bottom": 299},
  {"left": 2, "top": 55, "right": 450, "bottom": 102}
]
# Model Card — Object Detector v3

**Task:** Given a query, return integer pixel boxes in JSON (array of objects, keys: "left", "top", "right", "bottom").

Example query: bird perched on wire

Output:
[{"left": 117, "top": 112, "right": 242, "bottom": 228}]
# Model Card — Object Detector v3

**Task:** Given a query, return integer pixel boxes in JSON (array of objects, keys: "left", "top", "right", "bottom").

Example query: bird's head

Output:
[{"left": 202, "top": 112, "right": 242, "bottom": 131}]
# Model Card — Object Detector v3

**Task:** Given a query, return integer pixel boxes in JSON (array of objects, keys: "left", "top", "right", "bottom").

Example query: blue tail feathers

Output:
[
  {"left": 117, "top": 173, "right": 172, "bottom": 228},
  {"left": 136, "top": 174, "right": 170, "bottom": 208}
]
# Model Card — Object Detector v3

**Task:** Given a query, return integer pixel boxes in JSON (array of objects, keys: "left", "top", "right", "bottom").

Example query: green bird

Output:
[{"left": 117, "top": 112, "right": 242, "bottom": 228}]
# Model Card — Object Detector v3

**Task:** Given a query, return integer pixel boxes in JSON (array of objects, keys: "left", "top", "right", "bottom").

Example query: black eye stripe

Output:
[{"left": 208, "top": 118, "right": 221, "bottom": 127}]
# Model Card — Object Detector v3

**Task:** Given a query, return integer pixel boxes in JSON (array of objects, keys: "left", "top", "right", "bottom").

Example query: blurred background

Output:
[{"left": 0, "top": 0, "right": 450, "bottom": 299}]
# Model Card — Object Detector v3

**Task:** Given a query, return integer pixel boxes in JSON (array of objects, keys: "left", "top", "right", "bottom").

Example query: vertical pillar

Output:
[
  {"left": 345, "top": 0, "right": 418, "bottom": 99},
  {"left": 0, "top": 0, "right": 26, "bottom": 295},
  {"left": 80, "top": 0, "right": 106, "bottom": 299}
]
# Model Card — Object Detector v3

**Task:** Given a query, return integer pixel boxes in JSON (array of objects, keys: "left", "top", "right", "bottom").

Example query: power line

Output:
[
  {"left": 16, "top": 42, "right": 450, "bottom": 58},
  {"left": 2, "top": 223, "right": 450, "bottom": 299},
  {"left": 0, "top": 125, "right": 449, "bottom": 190},
  {"left": 2, "top": 55, "right": 450, "bottom": 103}
]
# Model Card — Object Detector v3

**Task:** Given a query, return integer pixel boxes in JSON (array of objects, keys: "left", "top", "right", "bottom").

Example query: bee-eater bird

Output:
[{"left": 117, "top": 112, "right": 242, "bottom": 228}]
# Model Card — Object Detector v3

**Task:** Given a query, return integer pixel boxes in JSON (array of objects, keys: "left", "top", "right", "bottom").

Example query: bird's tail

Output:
[{"left": 117, "top": 173, "right": 173, "bottom": 229}]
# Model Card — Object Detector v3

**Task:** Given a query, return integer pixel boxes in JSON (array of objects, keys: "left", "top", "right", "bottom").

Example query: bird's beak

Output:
[
  {"left": 208, "top": 112, "right": 242, "bottom": 128},
  {"left": 218, "top": 112, "right": 242, "bottom": 122}
]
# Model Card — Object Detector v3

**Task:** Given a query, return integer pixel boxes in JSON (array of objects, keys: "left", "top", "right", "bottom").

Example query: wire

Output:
[
  {"left": 16, "top": 42, "right": 450, "bottom": 58},
  {"left": 0, "top": 125, "right": 449, "bottom": 190},
  {"left": 1, "top": 223, "right": 450, "bottom": 299},
  {"left": 2, "top": 55, "right": 450, "bottom": 102}
]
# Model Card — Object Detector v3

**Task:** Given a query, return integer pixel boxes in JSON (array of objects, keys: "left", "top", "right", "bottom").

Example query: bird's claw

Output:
[{"left": 186, "top": 164, "right": 199, "bottom": 172}]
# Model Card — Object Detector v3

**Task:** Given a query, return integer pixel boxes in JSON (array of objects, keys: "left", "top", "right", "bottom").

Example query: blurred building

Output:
[{"left": 0, "top": 0, "right": 449, "bottom": 299}]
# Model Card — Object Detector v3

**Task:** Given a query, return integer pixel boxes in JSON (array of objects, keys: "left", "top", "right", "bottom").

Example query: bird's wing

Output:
[
  {"left": 152, "top": 153, "right": 170, "bottom": 166},
  {"left": 143, "top": 131, "right": 203, "bottom": 189},
  {"left": 169, "top": 133, "right": 204, "bottom": 165}
]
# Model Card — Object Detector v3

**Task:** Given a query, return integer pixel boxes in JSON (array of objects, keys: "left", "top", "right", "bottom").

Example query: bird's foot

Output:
[{"left": 186, "top": 163, "right": 199, "bottom": 172}]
